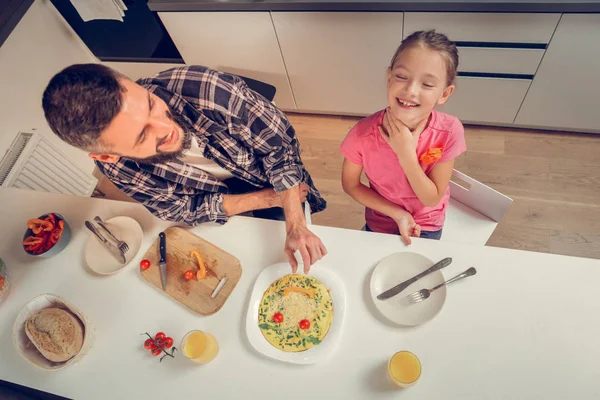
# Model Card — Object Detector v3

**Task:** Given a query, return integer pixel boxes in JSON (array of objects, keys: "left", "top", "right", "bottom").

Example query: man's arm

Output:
[
  {"left": 228, "top": 79, "right": 327, "bottom": 271},
  {"left": 222, "top": 185, "right": 308, "bottom": 216},
  {"left": 222, "top": 189, "right": 279, "bottom": 217}
]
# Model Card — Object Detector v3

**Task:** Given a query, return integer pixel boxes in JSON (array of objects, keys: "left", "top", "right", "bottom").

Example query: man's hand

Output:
[
  {"left": 285, "top": 223, "right": 328, "bottom": 274},
  {"left": 379, "top": 109, "right": 428, "bottom": 162},
  {"left": 279, "top": 184, "right": 327, "bottom": 273}
]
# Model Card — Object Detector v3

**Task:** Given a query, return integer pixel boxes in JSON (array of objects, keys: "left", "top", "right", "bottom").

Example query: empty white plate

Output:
[
  {"left": 370, "top": 252, "right": 446, "bottom": 326},
  {"left": 84, "top": 216, "right": 143, "bottom": 275},
  {"left": 246, "top": 263, "right": 346, "bottom": 364}
]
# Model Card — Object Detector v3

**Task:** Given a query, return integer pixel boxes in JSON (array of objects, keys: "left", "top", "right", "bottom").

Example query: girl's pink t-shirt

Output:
[{"left": 340, "top": 109, "right": 466, "bottom": 234}]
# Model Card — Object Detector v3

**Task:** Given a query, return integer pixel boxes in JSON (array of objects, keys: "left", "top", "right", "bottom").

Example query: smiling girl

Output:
[{"left": 341, "top": 30, "right": 466, "bottom": 244}]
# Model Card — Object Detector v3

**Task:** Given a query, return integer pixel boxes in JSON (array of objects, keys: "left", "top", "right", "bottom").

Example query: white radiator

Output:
[{"left": 0, "top": 132, "right": 97, "bottom": 197}]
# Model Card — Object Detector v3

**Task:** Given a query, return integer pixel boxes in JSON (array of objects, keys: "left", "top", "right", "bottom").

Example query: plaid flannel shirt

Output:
[{"left": 96, "top": 66, "right": 326, "bottom": 225}]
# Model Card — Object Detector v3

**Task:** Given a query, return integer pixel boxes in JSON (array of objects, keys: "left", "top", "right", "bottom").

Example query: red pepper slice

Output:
[
  {"left": 44, "top": 213, "right": 57, "bottom": 229},
  {"left": 27, "top": 219, "right": 53, "bottom": 235},
  {"left": 49, "top": 228, "right": 62, "bottom": 245},
  {"left": 23, "top": 236, "right": 44, "bottom": 246}
]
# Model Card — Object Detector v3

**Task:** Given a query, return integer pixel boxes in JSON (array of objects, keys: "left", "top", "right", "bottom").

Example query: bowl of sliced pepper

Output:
[{"left": 22, "top": 213, "right": 70, "bottom": 257}]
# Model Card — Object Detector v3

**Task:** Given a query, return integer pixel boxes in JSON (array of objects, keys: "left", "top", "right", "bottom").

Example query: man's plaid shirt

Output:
[{"left": 96, "top": 66, "right": 326, "bottom": 225}]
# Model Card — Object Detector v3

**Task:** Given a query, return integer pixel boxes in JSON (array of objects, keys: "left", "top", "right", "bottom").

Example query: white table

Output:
[{"left": 0, "top": 187, "right": 599, "bottom": 400}]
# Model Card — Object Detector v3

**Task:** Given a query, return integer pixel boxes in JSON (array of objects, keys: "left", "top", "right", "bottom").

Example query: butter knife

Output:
[
  {"left": 158, "top": 232, "right": 167, "bottom": 290},
  {"left": 377, "top": 257, "right": 452, "bottom": 300},
  {"left": 85, "top": 221, "right": 126, "bottom": 264}
]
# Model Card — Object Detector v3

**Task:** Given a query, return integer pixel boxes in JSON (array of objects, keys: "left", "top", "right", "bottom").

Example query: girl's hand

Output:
[
  {"left": 379, "top": 109, "right": 428, "bottom": 162},
  {"left": 393, "top": 211, "right": 421, "bottom": 245}
]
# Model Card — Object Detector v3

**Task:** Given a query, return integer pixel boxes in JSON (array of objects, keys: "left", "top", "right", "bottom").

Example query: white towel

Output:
[{"left": 69, "top": 0, "right": 125, "bottom": 22}]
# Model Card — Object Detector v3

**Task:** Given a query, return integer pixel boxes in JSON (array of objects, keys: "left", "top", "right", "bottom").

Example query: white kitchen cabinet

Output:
[
  {"left": 157, "top": 12, "right": 296, "bottom": 109},
  {"left": 403, "top": 12, "right": 560, "bottom": 44},
  {"left": 439, "top": 77, "right": 531, "bottom": 124},
  {"left": 515, "top": 14, "right": 600, "bottom": 132},
  {"left": 456, "top": 47, "right": 544, "bottom": 75},
  {"left": 272, "top": 12, "right": 403, "bottom": 115}
]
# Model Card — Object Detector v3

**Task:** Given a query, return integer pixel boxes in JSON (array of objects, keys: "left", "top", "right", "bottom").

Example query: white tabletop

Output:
[{"left": 0, "top": 187, "right": 599, "bottom": 400}]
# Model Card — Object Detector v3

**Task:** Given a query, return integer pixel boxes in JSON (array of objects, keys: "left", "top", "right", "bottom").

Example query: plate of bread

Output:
[{"left": 13, "top": 294, "right": 93, "bottom": 370}]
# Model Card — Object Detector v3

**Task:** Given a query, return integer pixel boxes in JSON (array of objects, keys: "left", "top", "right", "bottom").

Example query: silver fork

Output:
[
  {"left": 94, "top": 216, "right": 129, "bottom": 255},
  {"left": 406, "top": 267, "right": 477, "bottom": 305}
]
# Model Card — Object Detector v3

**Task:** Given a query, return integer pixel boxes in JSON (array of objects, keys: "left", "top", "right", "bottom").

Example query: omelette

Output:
[{"left": 258, "top": 274, "right": 333, "bottom": 352}]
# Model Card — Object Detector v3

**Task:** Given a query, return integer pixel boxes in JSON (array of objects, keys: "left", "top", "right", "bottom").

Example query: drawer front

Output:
[
  {"left": 458, "top": 47, "right": 544, "bottom": 75},
  {"left": 439, "top": 77, "right": 531, "bottom": 124},
  {"left": 404, "top": 13, "right": 560, "bottom": 44}
]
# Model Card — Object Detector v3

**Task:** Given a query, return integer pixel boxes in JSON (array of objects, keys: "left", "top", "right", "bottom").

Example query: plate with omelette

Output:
[{"left": 246, "top": 263, "right": 345, "bottom": 364}]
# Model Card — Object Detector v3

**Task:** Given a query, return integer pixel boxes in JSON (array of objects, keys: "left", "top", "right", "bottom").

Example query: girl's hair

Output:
[{"left": 390, "top": 30, "right": 459, "bottom": 86}]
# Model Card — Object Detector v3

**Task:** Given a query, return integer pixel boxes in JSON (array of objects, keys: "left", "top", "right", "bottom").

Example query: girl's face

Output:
[{"left": 386, "top": 45, "right": 455, "bottom": 129}]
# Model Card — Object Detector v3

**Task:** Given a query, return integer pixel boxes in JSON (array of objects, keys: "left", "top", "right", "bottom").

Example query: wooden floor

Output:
[
  {"left": 94, "top": 112, "right": 600, "bottom": 260},
  {"left": 290, "top": 113, "right": 600, "bottom": 260}
]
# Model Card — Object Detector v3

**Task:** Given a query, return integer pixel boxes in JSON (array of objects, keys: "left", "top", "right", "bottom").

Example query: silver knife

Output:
[
  {"left": 158, "top": 232, "right": 167, "bottom": 290},
  {"left": 85, "top": 221, "right": 126, "bottom": 264},
  {"left": 377, "top": 257, "right": 453, "bottom": 300}
]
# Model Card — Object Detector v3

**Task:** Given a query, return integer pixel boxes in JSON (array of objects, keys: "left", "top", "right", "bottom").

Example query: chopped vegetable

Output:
[
  {"left": 283, "top": 286, "right": 316, "bottom": 299},
  {"left": 27, "top": 219, "right": 53, "bottom": 235},
  {"left": 190, "top": 250, "right": 207, "bottom": 280}
]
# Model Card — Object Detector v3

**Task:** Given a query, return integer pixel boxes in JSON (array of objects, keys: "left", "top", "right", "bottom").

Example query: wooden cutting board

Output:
[{"left": 140, "top": 227, "right": 241, "bottom": 316}]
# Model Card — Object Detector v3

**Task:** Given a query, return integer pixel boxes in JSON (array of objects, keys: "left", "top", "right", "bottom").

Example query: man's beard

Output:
[{"left": 128, "top": 110, "right": 193, "bottom": 165}]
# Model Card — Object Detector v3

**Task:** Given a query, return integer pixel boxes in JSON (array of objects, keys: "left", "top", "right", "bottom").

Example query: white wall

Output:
[{"left": 0, "top": 0, "right": 98, "bottom": 174}]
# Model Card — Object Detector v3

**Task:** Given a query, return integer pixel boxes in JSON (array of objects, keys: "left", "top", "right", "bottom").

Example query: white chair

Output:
[{"left": 442, "top": 169, "right": 513, "bottom": 246}]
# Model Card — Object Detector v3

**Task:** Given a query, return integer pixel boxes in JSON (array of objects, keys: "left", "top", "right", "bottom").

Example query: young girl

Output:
[{"left": 341, "top": 30, "right": 466, "bottom": 244}]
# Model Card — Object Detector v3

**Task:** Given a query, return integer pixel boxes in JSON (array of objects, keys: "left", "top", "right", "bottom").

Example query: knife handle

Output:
[
  {"left": 406, "top": 257, "right": 452, "bottom": 288},
  {"left": 159, "top": 232, "right": 166, "bottom": 263}
]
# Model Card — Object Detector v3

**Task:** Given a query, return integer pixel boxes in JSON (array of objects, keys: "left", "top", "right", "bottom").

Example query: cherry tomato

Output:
[
  {"left": 140, "top": 259, "right": 151, "bottom": 270},
  {"left": 151, "top": 348, "right": 162, "bottom": 356},
  {"left": 183, "top": 270, "right": 194, "bottom": 281},
  {"left": 272, "top": 312, "right": 284, "bottom": 323},
  {"left": 163, "top": 337, "right": 174, "bottom": 349},
  {"left": 144, "top": 339, "right": 154, "bottom": 350},
  {"left": 299, "top": 319, "right": 310, "bottom": 330},
  {"left": 155, "top": 332, "right": 166, "bottom": 342}
]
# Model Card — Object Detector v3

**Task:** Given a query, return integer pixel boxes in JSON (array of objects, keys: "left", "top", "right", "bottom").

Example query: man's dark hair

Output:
[{"left": 42, "top": 63, "right": 125, "bottom": 152}]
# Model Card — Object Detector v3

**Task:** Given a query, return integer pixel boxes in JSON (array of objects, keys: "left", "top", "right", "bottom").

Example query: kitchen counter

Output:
[
  {"left": 1, "top": 187, "right": 600, "bottom": 399},
  {"left": 148, "top": 0, "right": 600, "bottom": 13}
]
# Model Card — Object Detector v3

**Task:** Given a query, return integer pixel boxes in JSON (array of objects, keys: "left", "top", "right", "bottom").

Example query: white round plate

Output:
[
  {"left": 246, "top": 263, "right": 346, "bottom": 364},
  {"left": 84, "top": 216, "right": 143, "bottom": 275},
  {"left": 370, "top": 252, "right": 446, "bottom": 326}
]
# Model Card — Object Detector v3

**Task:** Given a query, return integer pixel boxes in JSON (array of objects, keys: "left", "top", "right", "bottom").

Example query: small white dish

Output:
[
  {"left": 13, "top": 293, "right": 94, "bottom": 371},
  {"left": 370, "top": 252, "right": 446, "bottom": 326},
  {"left": 84, "top": 216, "right": 143, "bottom": 275},
  {"left": 246, "top": 263, "right": 346, "bottom": 364}
]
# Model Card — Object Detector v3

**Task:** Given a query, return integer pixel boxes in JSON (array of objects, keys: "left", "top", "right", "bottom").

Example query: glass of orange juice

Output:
[
  {"left": 387, "top": 351, "right": 422, "bottom": 388},
  {"left": 180, "top": 330, "right": 219, "bottom": 364}
]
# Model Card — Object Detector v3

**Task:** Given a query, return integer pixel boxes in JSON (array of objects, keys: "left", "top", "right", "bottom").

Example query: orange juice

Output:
[
  {"left": 387, "top": 351, "right": 421, "bottom": 388},
  {"left": 181, "top": 330, "right": 219, "bottom": 364}
]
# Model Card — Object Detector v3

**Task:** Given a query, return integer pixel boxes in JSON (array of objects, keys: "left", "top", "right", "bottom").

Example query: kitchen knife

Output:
[
  {"left": 377, "top": 257, "right": 453, "bottom": 300},
  {"left": 158, "top": 232, "right": 167, "bottom": 290},
  {"left": 85, "top": 221, "right": 126, "bottom": 264}
]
